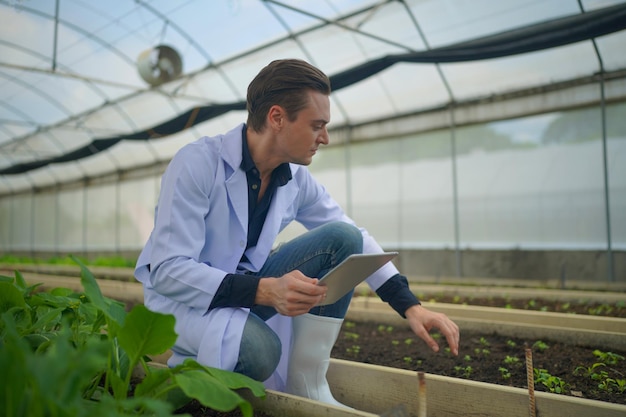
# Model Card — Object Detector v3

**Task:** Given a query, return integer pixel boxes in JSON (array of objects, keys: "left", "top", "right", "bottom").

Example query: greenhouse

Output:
[{"left": 1, "top": 0, "right": 625, "bottom": 283}]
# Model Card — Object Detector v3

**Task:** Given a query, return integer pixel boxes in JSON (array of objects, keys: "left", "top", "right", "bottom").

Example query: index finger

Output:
[
  {"left": 288, "top": 269, "right": 318, "bottom": 284},
  {"left": 288, "top": 270, "right": 326, "bottom": 296},
  {"left": 441, "top": 320, "right": 460, "bottom": 355}
]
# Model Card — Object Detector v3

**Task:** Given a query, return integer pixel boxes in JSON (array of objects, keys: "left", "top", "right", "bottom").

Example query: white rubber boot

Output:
[{"left": 285, "top": 313, "right": 351, "bottom": 408}]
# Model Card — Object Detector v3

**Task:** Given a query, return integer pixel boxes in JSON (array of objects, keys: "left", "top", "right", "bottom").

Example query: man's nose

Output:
[{"left": 318, "top": 128, "right": 329, "bottom": 145}]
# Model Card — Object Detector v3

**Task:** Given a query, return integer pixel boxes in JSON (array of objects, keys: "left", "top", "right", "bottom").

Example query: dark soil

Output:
[
  {"left": 331, "top": 321, "right": 626, "bottom": 405},
  {"left": 177, "top": 295, "right": 626, "bottom": 416}
]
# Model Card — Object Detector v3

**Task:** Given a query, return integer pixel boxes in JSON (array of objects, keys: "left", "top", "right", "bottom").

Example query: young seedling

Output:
[
  {"left": 534, "top": 368, "right": 567, "bottom": 394},
  {"left": 588, "top": 304, "right": 614, "bottom": 316},
  {"left": 592, "top": 349, "right": 624, "bottom": 365},
  {"left": 498, "top": 367, "right": 512, "bottom": 380},
  {"left": 344, "top": 331, "right": 360, "bottom": 341},
  {"left": 346, "top": 345, "right": 361, "bottom": 356},
  {"left": 598, "top": 377, "right": 616, "bottom": 393},
  {"left": 591, "top": 369, "right": 610, "bottom": 383},
  {"left": 504, "top": 355, "right": 520, "bottom": 366},
  {"left": 574, "top": 362, "right": 606, "bottom": 378},
  {"left": 344, "top": 321, "right": 356, "bottom": 329},
  {"left": 532, "top": 340, "right": 549, "bottom": 352},
  {"left": 378, "top": 324, "right": 394, "bottom": 333},
  {"left": 611, "top": 378, "right": 626, "bottom": 394},
  {"left": 454, "top": 365, "right": 473, "bottom": 378},
  {"left": 474, "top": 347, "right": 490, "bottom": 356}
]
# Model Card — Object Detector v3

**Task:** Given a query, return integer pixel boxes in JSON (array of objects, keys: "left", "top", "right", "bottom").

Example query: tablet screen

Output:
[{"left": 317, "top": 252, "right": 398, "bottom": 305}]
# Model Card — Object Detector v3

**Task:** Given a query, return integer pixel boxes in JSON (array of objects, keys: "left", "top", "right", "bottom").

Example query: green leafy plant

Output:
[
  {"left": 346, "top": 345, "right": 361, "bottom": 356},
  {"left": 344, "top": 331, "right": 360, "bottom": 341},
  {"left": 573, "top": 356, "right": 626, "bottom": 394},
  {"left": 503, "top": 355, "right": 520, "bottom": 366},
  {"left": 474, "top": 347, "right": 490, "bottom": 356},
  {"left": 498, "top": 367, "right": 511, "bottom": 380},
  {"left": 611, "top": 378, "right": 626, "bottom": 394},
  {"left": 534, "top": 368, "right": 567, "bottom": 394},
  {"left": 377, "top": 324, "right": 393, "bottom": 333},
  {"left": 532, "top": 340, "right": 549, "bottom": 352},
  {"left": 588, "top": 304, "right": 613, "bottom": 316},
  {"left": 592, "top": 349, "right": 624, "bottom": 366},
  {"left": 574, "top": 362, "right": 606, "bottom": 378},
  {"left": 591, "top": 369, "right": 611, "bottom": 384},
  {"left": 0, "top": 259, "right": 265, "bottom": 417},
  {"left": 454, "top": 365, "right": 473, "bottom": 378}
]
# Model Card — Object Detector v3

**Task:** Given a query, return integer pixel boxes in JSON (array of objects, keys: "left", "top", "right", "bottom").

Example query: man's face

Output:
[{"left": 277, "top": 90, "right": 330, "bottom": 166}]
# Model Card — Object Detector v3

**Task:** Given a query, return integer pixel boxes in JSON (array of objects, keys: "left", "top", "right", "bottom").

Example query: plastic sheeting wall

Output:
[
  {"left": 0, "top": 103, "right": 624, "bottom": 255},
  {"left": 279, "top": 102, "right": 626, "bottom": 251}
]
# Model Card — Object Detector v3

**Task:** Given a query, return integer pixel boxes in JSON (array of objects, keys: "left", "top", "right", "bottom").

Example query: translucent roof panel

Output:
[
  {"left": 1, "top": 0, "right": 625, "bottom": 193},
  {"left": 413, "top": 0, "right": 580, "bottom": 47}
]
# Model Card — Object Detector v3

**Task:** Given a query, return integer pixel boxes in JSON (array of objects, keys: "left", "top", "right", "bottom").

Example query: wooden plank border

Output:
[{"left": 326, "top": 359, "right": 626, "bottom": 417}]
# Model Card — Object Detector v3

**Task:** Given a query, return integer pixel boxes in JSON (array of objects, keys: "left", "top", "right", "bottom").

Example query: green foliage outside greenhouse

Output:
[{"left": 0, "top": 254, "right": 137, "bottom": 268}]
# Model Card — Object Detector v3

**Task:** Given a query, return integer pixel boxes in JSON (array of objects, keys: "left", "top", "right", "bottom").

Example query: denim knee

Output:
[
  {"left": 234, "top": 313, "right": 281, "bottom": 381},
  {"left": 321, "top": 221, "right": 363, "bottom": 255}
]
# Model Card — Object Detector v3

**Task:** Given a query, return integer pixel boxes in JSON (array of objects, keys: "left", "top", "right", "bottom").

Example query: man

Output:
[{"left": 135, "top": 59, "right": 459, "bottom": 408}]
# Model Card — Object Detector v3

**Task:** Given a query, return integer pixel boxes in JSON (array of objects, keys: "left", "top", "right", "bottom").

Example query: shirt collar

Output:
[
  {"left": 241, "top": 125, "right": 255, "bottom": 172},
  {"left": 240, "top": 124, "right": 292, "bottom": 186}
]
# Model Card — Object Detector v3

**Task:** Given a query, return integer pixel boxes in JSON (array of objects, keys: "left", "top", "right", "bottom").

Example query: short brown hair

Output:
[{"left": 246, "top": 59, "right": 331, "bottom": 132}]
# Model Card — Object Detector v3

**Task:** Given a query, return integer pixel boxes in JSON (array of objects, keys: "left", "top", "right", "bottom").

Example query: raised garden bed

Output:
[
  {"left": 170, "top": 296, "right": 626, "bottom": 416},
  {"left": 7, "top": 267, "right": 626, "bottom": 416},
  {"left": 332, "top": 317, "right": 626, "bottom": 405}
]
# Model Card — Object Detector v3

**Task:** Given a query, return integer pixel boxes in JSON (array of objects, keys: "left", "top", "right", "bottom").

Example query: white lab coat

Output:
[{"left": 134, "top": 123, "right": 399, "bottom": 390}]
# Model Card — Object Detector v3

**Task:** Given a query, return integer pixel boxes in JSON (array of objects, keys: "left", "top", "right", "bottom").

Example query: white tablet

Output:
[{"left": 316, "top": 252, "right": 398, "bottom": 305}]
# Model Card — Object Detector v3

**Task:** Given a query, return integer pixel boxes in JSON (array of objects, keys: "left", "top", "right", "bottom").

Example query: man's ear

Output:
[{"left": 268, "top": 105, "right": 285, "bottom": 130}]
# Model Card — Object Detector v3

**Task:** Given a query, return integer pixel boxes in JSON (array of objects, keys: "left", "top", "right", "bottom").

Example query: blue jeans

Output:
[{"left": 233, "top": 221, "right": 363, "bottom": 381}]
